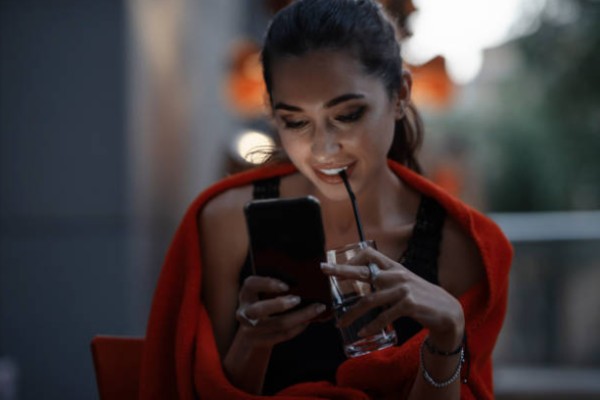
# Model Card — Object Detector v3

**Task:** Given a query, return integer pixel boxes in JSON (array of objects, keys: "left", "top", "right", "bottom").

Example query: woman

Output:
[{"left": 139, "top": 1, "right": 512, "bottom": 399}]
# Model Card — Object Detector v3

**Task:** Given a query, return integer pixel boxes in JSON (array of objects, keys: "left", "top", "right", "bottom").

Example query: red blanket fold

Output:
[{"left": 139, "top": 161, "right": 512, "bottom": 400}]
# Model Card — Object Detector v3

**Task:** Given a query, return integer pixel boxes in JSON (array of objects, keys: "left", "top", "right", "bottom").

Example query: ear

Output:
[{"left": 393, "top": 70, "right": 413, "bottom": 119}]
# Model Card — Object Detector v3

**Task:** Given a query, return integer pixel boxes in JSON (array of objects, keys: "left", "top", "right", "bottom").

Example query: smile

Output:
[
  {"left": 318, "top": 166, "right": 348, "bottom": 176},
  {"left": 312, "top": 162, "right": 356, "bottom": 184}
]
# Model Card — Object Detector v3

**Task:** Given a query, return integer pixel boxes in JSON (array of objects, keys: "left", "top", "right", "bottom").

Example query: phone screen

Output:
[{"left": 244, "top": 196, "right": 332, "bottom": 317}]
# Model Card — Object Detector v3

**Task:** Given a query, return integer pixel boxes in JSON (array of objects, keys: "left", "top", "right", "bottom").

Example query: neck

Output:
[{"left": 319, "top": 164, "right": 403, "bottom": 245}]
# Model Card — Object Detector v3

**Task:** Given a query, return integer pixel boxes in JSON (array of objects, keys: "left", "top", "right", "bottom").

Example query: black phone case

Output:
[{"left": 244, "top": 196, "right": 332, "bottom": 319}]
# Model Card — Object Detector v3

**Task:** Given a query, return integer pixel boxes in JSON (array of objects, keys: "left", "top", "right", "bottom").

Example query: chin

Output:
[
  {"left": 311, "top": 179, "right": 356, "bottom": 203},
  {"left": 321, "top": 190, "right": 352, "bottom": 203}
]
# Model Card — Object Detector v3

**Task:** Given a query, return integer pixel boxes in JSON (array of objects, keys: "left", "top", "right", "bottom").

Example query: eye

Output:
[
  {"left": 282, "top": 119, "right": 308, "bottom": 130},
  {"left": 335, "top": 106, "right": 366, "bottom": 123}
]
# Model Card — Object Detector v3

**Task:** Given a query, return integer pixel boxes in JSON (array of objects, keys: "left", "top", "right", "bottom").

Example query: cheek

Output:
[
  {"left": 278, "top": 133, "right": 309, "bottom": 162},
  {"left": 381, "top": 119, "right": 397, "bottom": 153},
  {"left": 279, "top": 133, "right": 297, "bottom": 152},
  {"left": 379, "top": 103, "right": 398, "bottom": 143},
  {"left": 359, "top": 112, "right": 396, "bottom": 155}
]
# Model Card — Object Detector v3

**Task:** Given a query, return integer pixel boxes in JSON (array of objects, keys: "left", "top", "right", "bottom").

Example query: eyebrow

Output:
[{"left": 273, "top": 93, "right": 365, "bottom": 111}]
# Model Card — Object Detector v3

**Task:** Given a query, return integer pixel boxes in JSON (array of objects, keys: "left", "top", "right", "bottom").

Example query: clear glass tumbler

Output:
[{"left": 327, "top": 240, "right": 397, "bottom": 358}]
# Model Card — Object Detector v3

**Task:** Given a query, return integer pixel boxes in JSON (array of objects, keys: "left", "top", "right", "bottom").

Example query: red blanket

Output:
[{"left": 139, "top": 161, "right": 512, "bottom": 399}]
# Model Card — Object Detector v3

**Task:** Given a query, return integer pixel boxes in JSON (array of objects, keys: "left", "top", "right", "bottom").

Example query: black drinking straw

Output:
[{"left": 339, "top": 169, "right": 365, "bottom": 242}]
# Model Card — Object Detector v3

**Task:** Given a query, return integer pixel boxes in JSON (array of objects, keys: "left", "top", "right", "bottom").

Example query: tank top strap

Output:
[
  {"left": 393, "top": 195, "right": 446, "bottom": 344},
  {"left": 400, "top": 195, "right": 447, "bottom": 284}
]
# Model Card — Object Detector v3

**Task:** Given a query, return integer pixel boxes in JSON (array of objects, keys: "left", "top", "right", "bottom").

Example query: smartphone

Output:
[{"left": 244, "top": 196, "right": 332, "bottom": 319}]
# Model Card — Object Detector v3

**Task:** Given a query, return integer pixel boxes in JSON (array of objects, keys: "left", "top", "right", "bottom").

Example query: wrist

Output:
[
  {"left": 223, "top": 329, "right": 273, "bottom": 394},
  {"left": 227, "top": 327, "right": 273, "bottom": 362},
  {"left": 420, "top": 338, "right": 465, "bottom": 388},
  {"left": 424, "top": 334, "right": 464, "bottom": 356},
  {"left": 429, "top": 305, "right": 465, "bottom": 353}
]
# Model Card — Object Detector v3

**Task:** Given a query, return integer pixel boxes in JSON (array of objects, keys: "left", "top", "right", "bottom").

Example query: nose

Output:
[{"left": 311, "top": 123, "right": 340, "bottom": 159}]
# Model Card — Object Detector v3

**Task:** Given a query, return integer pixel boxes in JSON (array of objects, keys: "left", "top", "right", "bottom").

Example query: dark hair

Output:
[{"left": 261, "top": 0, "right": 423, "bottom": 172}]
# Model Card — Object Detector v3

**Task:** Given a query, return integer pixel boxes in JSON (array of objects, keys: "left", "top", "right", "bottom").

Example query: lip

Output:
[{"left": 312, "top": 162, "right": 356, "bottom": 184}]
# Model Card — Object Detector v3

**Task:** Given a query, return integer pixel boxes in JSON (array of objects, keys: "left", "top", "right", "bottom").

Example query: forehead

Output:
[{"left": 269, "top": 50, "right": 386, "bottom": 105}]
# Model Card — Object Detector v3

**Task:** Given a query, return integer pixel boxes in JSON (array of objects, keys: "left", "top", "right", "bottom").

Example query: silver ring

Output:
[
  {"left": 238, "top": 308, "right": 260, "bottom": 327},
  {"left": 368, "top": 262, "right": 381, "bottom": 283}
]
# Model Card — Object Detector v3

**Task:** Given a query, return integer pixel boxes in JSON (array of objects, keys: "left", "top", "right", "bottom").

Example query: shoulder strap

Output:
[
  {"left": 401, "top": 196, "right": 446, "bottom": 284},
  {"left": 394, "top": 196, "right": 447, "bottom": 344}
]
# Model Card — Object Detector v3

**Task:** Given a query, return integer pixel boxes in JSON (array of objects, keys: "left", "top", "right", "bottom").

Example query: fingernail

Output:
[
  {"left": 287, "top": 296, "right": 301, "bottom": 306},
  {"left": 358, "top": 328, "right": 367, "bottom": 337},
  {"left": 278, "top": 282, "right": 290, "bottom": 291},
  {"left": 315, "top": 304, "right": 326, "bottom": 314},
  {"left": 320, "top": 262, "right": 332, "bottom": 270}
]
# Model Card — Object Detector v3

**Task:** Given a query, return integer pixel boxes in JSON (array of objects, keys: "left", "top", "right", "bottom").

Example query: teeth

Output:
[{"left": 319, "top": 166, "right": 348, "bottom": 176}]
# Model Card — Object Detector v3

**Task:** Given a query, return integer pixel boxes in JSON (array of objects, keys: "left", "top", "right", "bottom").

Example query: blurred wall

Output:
[
  {"left": 127, "top": 0, "right": 244, "bottom": 330},
  {"left": 1, "top": 0, "right": 246, "bottom": 398},
  {"left": 0, "top": 1, "right": 129, "bottom": 399}
]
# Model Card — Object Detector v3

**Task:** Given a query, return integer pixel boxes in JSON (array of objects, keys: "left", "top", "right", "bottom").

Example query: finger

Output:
[
  {"left": 239, "top": 275, "right": 289, "bottom": 302},
  {"left": 347, "top": 247, "right": 397, "bottom": 270},
  {"left": 243, "top": 295, "right": 302, "bottom": 320},
  {"left": 357, "top": 302, "right": 405, "bottom": 338},
  {"left": 236, "top": 307, "right": 260, "bottom": 327},
  {"left": 370, "top": 267, "right": 410, "bottom": 289},
  {"left": 336, "top": 287, "right": 403, "bottom": 328},
  {"left": 320, "top": 262, "right": 370, "bottom": 281},
  {"left": 264, "top": 303, "right": 327, "bottom": 332}
]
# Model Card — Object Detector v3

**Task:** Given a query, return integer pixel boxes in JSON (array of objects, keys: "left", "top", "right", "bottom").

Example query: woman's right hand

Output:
[
  {"left": 224, "top": 276, "right": 324, "bottom": 393},
  {"left": 235, "top": 275, "right": 326, "bottom": 349}
]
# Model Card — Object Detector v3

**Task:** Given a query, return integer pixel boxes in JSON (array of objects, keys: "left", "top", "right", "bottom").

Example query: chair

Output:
[{"left": 90, "top": 335, "right": 144, "bottom": 400}]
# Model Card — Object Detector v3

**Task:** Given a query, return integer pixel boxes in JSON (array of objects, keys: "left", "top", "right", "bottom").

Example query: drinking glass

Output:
[{"left": 327, "top": 240, "right": 397, "bottom": 358}]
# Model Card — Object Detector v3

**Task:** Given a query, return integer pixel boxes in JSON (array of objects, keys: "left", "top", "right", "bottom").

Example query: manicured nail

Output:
[
  {"left": 320, "top": 262, "right": 332, "bottom": 270},
  {"left": 278, "top": 282, "right": 290, "bottom": 291},
  {"left": 287, "top": 296, "right": 301, "bottom": 306},
  {"left": 315, "top": 304, "right": 326, "bottom": 314}
]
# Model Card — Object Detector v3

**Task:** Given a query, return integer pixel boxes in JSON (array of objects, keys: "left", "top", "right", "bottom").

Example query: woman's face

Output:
[{"left": 270, "top": 50, "right": 403, "bottom": 201}]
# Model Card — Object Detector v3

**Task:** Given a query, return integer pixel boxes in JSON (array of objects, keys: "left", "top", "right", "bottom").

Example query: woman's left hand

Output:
[{"left": 321, "top": 246, "right": 464, "bottom": 350}]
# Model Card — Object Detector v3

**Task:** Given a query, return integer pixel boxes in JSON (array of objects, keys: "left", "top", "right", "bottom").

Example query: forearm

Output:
[{"left": 223, "top": 329, "right": 272, "bottom": 395}]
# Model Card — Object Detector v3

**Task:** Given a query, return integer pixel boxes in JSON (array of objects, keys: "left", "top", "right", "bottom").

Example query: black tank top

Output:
[{"left": 239, "top": 176, "right": 446, "bottom": 395}]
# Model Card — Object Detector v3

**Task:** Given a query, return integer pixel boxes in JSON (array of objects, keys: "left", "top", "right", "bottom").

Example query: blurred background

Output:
[{"left": 1, "top": 0, "right": 599, "bottom": 399}]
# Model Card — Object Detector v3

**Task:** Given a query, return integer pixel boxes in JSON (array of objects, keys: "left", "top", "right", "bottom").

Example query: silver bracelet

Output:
[{"left": 420, "top": 339, "right": 464, "bottom": 388}]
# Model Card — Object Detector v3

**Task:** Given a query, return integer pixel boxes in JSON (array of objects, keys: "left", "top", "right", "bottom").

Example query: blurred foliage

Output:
[
  {"left": 484, "top": 0, "right": 600, "bottom": 211},
  {"left": 433, "top": 0, "right": 600, "bottom": 211}
]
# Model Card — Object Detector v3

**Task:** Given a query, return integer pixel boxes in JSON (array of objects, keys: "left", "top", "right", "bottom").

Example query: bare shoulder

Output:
[
  {"left": 198, "top": 183, "right": 253, "bottom": 355},
  {"left": 438, "top": 215, "right": 486, "bottom": 298},
  {"left": 199, "top": 184, "right": 252, "bottom": 225},
  {"left": 198, "top": 184, "right": 253, "bottom": 273}
]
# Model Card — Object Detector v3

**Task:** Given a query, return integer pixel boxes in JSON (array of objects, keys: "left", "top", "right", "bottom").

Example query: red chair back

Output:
[{"left": 91, "top": 335, "right": 144, "bottom": 400}]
